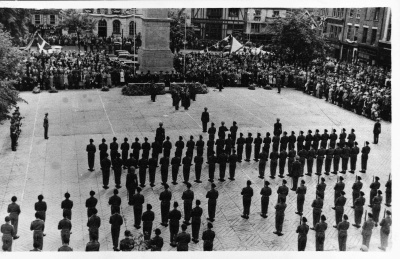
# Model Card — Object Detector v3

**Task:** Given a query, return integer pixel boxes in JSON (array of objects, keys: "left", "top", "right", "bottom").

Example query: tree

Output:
[
  {"left": 0, "top": 28, "right": 26, "bottom": 122},
  {"left": 59, "top": 9, "right": 97, "bottom": 51},
  {"left": 269, "top": 10, "right": 331, "bottom": 67},
  {"left": 0, "top": 8, "right": 32, "bottom": 45},
  {"left": 168, "top": 8, "right": 196, "bottom": 53}
]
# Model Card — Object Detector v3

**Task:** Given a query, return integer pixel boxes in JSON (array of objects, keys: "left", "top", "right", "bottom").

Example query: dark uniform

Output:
[
  {"left": 298, "top": 149, "right": 307, "bottom": 175},
  {"left": 260, "top": 186, "right": 272, "bottom": 217},
  {"left": 228, "top": 152, "right": 238, "bottom": 180},
  {"left": 110, "top": 140, "right": 119, "bottom": 162},
  {"left": 236, "top": 135, "right": 245, "bottom": 162},
  {"left": 186, "top": 138, "right": 195, "bottom": 163},
  {"left": 313, "top": 131, "right": 321, "bottom": 150},
  {"left": 132, "top": 192, "right": 145, "bottom": 228},
  {"left": 215, "top": 138, "right": 224, "bottom": 158},
  {"left": 85, "top": 240, "right": 100, "bottom": 251},
  {"left": 362, "top": 218, "right": 375, "bottom": 248},
  {"left": 87, "top": 214, "right": 101, "bottom": 241},
  {"left": 341, "top": 145, "right": 350, "bottom": 173},
  {"left": 85, "top": 196, "right": 98, "bottom": 218},
  {"left": 191, "top": 206, "right": 203, "bottom": 241},
  {"left": 316, "top": 181, "right": 326, "bottom": 200},
  {"left": 369, "top": 180, "right": 380, "bottom": 205},
  {"left": 176, "top": 230, "right": 191, "bottom": 251},
  {"left": 148, "top": 156, "right": 158, "bottom": 186},
  {"left": 287, "top": 149, "right": 296, "bottom": 176},
  {"left": 196, "top": 138, "right": 205, "bottom": 157},
  {"left": 150, "top": 235, "right": 164, "bottom": 251},
  {"left": 280, "top": 134, "right": 289, "bottom": 152},
  {"left": 142, "top": 141, "right": 151, "bottom": 160},
  {"left": 109, "top": 213, "right": 123, "bottom": 249},
  {"left": 142, "top": 209, "right": 155, "bottom": 240},
  {"left": 333, "top": 181, "right": 345, "bottom": 205},
  {"left": 194, "top": 155, "right": 204, "bottom": 182},
  {"left": 30, "top": 219, "right": 45, "bottom": 250},
  {"left": 207, "top": 139, "right": 215, "bottom": 161},
  {"left": 350, "top": 145, "right": 360, "bottom": 173},
  {"left": 131, "top": 140, "right": 141, "bottom": 161},
  {"left": 201, "top": 110, "right": 209, "bottom": 132},
  {"left": 385, "top": 180, "right": 391, "bottom": 206},
  {"left": 320, "top": 131, "right": 329, "bottom": 149},
  {"left": 372, "top": 195, "right": 382, "bottom": 223},
  {"left": 218, "top": 152, "right": 228, "bottom": 180},
  {"left": 182, "top": 189, "right": 194, "bottom": 224},
  {"left": 324, "top": 147, "right": 334, "bottom": 174},
  {"left": 245, "top": 134, "right": 253, "bottom": 161},
  {"left": 274, "top": 202, "right": 287, "bottom": 234},
  {"left": 254, "top": 135, "right": 262, "bottom": 161},
  {"left": 291, "top": 160, "right": 301, "bottom": 190},
  {"left": 101, "top": 156, "right": 112, "bottom": 188},
  {"left": 113, "top": 155, "right": 123, "bottom": 187},
  {"left": 99, "top": 141, "right": 108, "bottom": 162},
  {"left": 208, "top": 153, "right": 217, "bottom": 182},
  {"left": 58, "top": 218, "right": 72, "bottom": 244},
  {"left": 126, "top": 171, "right": 138, "bottom": 205},
  {"left": 288, "top": 133, "right": 296, "bottom": 151},
  {"left": 360, "top": 145, "right": 371, "bottom": 172},
  {"left": 333, "top": 146, "right": 342, "bottom": 174},
  {"left": 269, "top": 150, "right": 279, "bottom": 178},
  {"left": 208, "top": 125, "right": 216, "bottom": 141},
  {"left": 182, "top": 155, "right": 192, "bottom": 183},
  {"left": 202, "top": 229, "right": 216, "bottom": 251},
  {"left": 296, "top": 185, "right": 307, "bottom": 214},
  {"left": 230, "top": 124, "right": 238, "bottom": 144},
  {"left": 168, "top": 208, "right": 182, "bottom": 245},
  {"left": 171, "top": 156, "right": 181, "bottom": 184},
  {"left": 34, "top": 201, "right": 47, "bottom": 222},
  {"left": 138, "top": 157, "right": 148, "bottom": 187},
  {"left": 86, "top": 142, "right": 96, "bottom": 171},
  {"left": 297, "top": 133, "right": 305, "bottom": 152},
  {"left": 315, "top": 220, "right": 327, "bottom": 251},
  {"left": 108, "top": 194, "right": 121, "bottom": 215},
  {"left": 120, "top": 141, "right": 130, "bottom": 167},
  {"left": 258, "top": 151, "right": 268, "bottom": 178},
  {"left": 339, "top": 131, "right": 346, "bottom": 148},
  {"left": 159, "top": 189, "right": 172, "bottom": 226},
  {"left": 329, "top": 131, "right": 338, "bottom": 148},
  {"left": 347, "top": 132, "right": 356, "bottom": 148},
  {"left": 337, "top": 220, "right": 349, "bottom": 251},
  {"left": 354, "top": 195, "right": 365, "bottom": 227},
  {"left": 163, "top": 139, "right": 172, "bottom": 158},
  {"left": 296, "top": 222, "right": 309, "bottom": 251},
  {"left": 305, "top": 132, "right": 313, "bottom": 151},
  {"left": 272, "top": 135, "right": 280, "bottom": 152},
  {"left": 334, "top": 196, "right": 346, "bottom": 225},
  {"left": 316, "top": 147, "right": 325, "bottom": 175},
  {"left": 352, "top": 181, "right": 363, "bottom": 206},
  {"left": 1, "top": 223, "right": 14, "bottom": 251},
  {"left": 311, "top": 197, "right": 323, "bottom": 227},
  {"left": 61, "top": 198, "right": 73, "bottom": 220},
  {"left": 263, "top": 134, "right": 271, "bottom": 158},
  {"left": 119, "top": 237, "right": 134, "bottom": 251},
  {"left": 278, "top": 150, "right": 287, "bottom": 177},
  {"left": 306, "top": 148, "right": 315, "bottom": 175},
  {"left": 206, "top": 188, "right": 219, "bottom": 221},
  {"left": 241, "top": 186, "right": 253, "bottom": 218},
  {"left": 159, "top": 157, "right": 170, "bottom": 184}
]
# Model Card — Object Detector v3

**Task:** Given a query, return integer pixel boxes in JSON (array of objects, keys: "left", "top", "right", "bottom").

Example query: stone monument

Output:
[{"left": 138, "top": 9, "right": 174, "bottom": 73}]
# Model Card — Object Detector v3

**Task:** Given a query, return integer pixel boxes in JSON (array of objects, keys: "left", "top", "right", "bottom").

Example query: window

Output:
[
  {"left": 254, "top": 16, "right": 261, "bottom": 22},
  {"left": 35, "top": 14, "right": 40, "bottom": 25},
  {"left": 354, "top": 26, "right": 359, "bottom": 41},
  {"left": 349, "top": 9, "right": 354, "bottom": 18},
  {"left": 251, "top": 23, "right": 260, "bottom": 33},
  {"left": 356, "top": 9, "right": 361, "bottom": 19},
  {"left": 207, "top": 8, "right": 223, "bottom": 18},
  {"left": 255, "top": 9, "right": 261, "bottom": 16},
  {"left": 340, "top": 8, "right": 345, "bottom": 17},
  {"left": 370, "top": 28, "right": 377, "bottom": 44},
  {"left": 273, "top": 10, "right": 280, "bottom": 17},
  {"left": 113, "top": 20, "right": 121, "bottom": 34},
  {"left": 362, "top": 27, "right": 368, "bottom": 43},
  {"left": 50, "top": 15, "right": 55, "bottom": 25},
  {"left": 337, "top": 27, "right": 342, "bottom": 40},
  {"left": 129, "top": 21, "right": 136, "bottom": 35},
  {"left": 374, "top": 8, "right": 380, "bottom": 20},
  {"left": 228, "top": 8, "right": 239, "bottom": 18},
  {"left": 333, "top": 8, "right": 337, "bottom": 17},
  {"left": 347, "top": 25, "right": 352, "bottom": 40}
]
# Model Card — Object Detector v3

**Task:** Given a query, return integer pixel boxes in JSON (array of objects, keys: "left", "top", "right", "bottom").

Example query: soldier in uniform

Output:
[
  {"left": 329, "top": 129, "right": 338, "bottom": 148},
  {"left": 348, "top": 141, "right": 359, "bottom": 174},
  {"left": 171, "top": 152, "right": 181, "bottom": 185},
  {"left": 85, "top": 237, "right": 100, "bottom": 251},
  {"left": 373, "top": 119, "right": 381, "bottom": 144},
  {"left": 190, "top": 200, "right": 203, "bottom": 243},
  {"left": 163, "top": 136, "right": 172, "bottom": 158},
  {"left": 347, "top": 129, "right": 356, "bottom": 148},
  {"left": 208, "top": 123, "right": 216, "bottom": 141},
  {"left": 218, "top": 121, "right": 228, "bottom": 139},
  {"left": 311, "top": 194, "right": 323, "bottom": 230},
  {"left": 207, "top": 151, "right": 217, "bottom": 182},
  {"left": 215, "top": 136, "right": 225, "bottom": 158},
  {"left": 272, "top": 134, "right": 280, "bottom": 152},
  {"left": 305, "top": 146, "right": 315, "bottom": 176},
  {"left": 230, "top": 121, "right": 238, "bottom": 144},
  {"left": 131, "top": 137, "right": 141, "bottom": 162},
  {"left": 360, "top": 141, "right": 371, "bottom": 173},
  {"left": 119, "top": 230, "right": 134, "bottom": 251},
  {"left": 1, "top": 216, "right": 15, "bottom": 251},
  {"left": 7, "top": 197, "right": 20, "bottom": 241},
  {"left": 194, "top": 153, "right": 204, "bottom": 183},
  {"left": 201, "top": 108, "right": 210, "bottom": 133},
  {"left": 340, "top": 143, "right": 350, "bottom": 174},
  {"left": 269, "top": 149, "right": 279, "bottom": 179},
  {"left": 132, "top": 187, "right": 145, "bottom": 229},
  {"left": 333, "top": 191, "right": 346, "bottom": 228},
  {"left": 138, "top": 154, "right": 149, "bottom": 187},
  {"left": 298, "top": 147, "right": 307, "bottom": 176},
  {"left": 182, "top": 183, "right": 194, "bottom": 225},
  {"left": 168, "top": 202, "right": 182, "bottom": 247},
  {"left": 332, "top": 143, "right": 342, "bottom": 174},
  {"left": 324, "top": 145, "right": 334, "bottom": 175},
  {"left": 206, "top": 183, "right": 218, "bottom": 222},
  {"left": 263, "top": 132, "right": 271, "bottom": 159},
  {"left": 61, "top": 192, "right": 73, "bottom": 220},
  {"left": 86, "top": 139, "right": 96, "bottom": 171},
  {"left": 369, "top": 176, "right": 380, "bottom": 206},
  {"left": 320, "top": 129, "right": 329, "bottom": 149},
  {"left": 58, "top": 211, "right": 72, "bottom": 245},
  {"left": 287, "top": 147, "right": 296, "bottom": 176},
  {"left": 43, "top": 113, "right": 49, "bottom": 139},
  {"left": 202, "top": 222, "right": 216, "bottom": 251},
  {"left": 337, "top": 214, "right": 350, "bottom": 251},
  {"left": 291, "top": 157, "right": 301, "bottom": 191},
  {"left": 186, "top": 136, "right": 195, "bottom": 163},
  {"left": 273, "top": 198, "right": 287, "bottom": 236},
  {"left": 142, "top": 204, "right": 155, "bottom": 241},
  {"left": 241, "top": 180, "right": 253, "bottom": 219},
  {"left": 87, "top": 208, "right": 100, "bottom": 242},
  {"left": 228, "top": 149, "right": 238, "bottom": 180},
  {"left": 339, "top": 128, "right": 346, "bottom": 148},
  {"left": 351, "top": 176, "right": 363, "bottom": 208},
  {"left": 224, "top": 134, "right": 233, "bottom": 156},
  {"left": 126, "top": 154, "right": 138, "bottom": 174},
  {"left": 218, "top": 151, "right": 228, "bottom": 181},
  {"left": 260, "top": 181, "right": 272, "bottom": 218},
  {"left": 245, "top": 133, "right": 253, "bottom": 162},
  {"left": 110, "top": 137, "right": 119, "bottom": 162},
  {"left": 313, "top": 129, "right": 321, "bottom": 150},
  {"left": 207, "top": 136, "right": 215, "bottom": 164},
  {"left": 182, "top": 152, "right": 192, "bottom": 183},
  {"left": 236, "top": 133, "right": 245, "bottom": 162},
  {"left": 30, "top": 212, "right": 45, "bottom": 250},
  {"left": 316, "top": 146, "right": 325, "bottom": 176},
  {"left": 196, "top": 135, "right": 205, "bottom": 157},
  {"left": 35, "top": 195, "right": 47, "bottom": 223},
  {"left": 258, "top": 149, "right": 268, "bottom": 178},
  {"left": 288, "top": 131, "right": 296, "bottom": 151},
  {"left": 150, "top": 228, "right": 163, "bottom": 251},
  {"left": 113, "top": 153, "right": 123, "bottom": 188},
  {"left": 362, "top": 213, "right": 375, "bottom": 248},
  {"left": 121, "top": 138, "right": 130, "bottom": 168},
  {"left": 385, "top": 178, "right": 391, "bottom": 207},
  {"left": 277, "top": 179, "right": 289, "bottom": 203},
  {"left": 296, "top": 180, "right": 307, "bottom": 216},
  {"left": 296, "top": 217, "right": 309, "bottom": 251},
  {"left": 148, "top": 154, "right": 158, "bottom": 187},
  {"left": 108, "top": 189, "right": 121, "bottom": 215},
  {"left": 305, "top": 130, "right": 313, "bottom": 151},
  {"left": 176, "top": 224, "right": 191, "bottom": 251},
  {"left": 280, "top": 131, "right": 289, "bottom": 152},
  {"left": 58, "top": 238, "right": 73, "bottom": 251},
  {"left": 142, "top": 137, "right": 151, "bottom": 160},
  {"left": 159, "top": 155, "right": 170, "bottom": 185},
  {"left": 278, "top": 148, "right": 288, "bottom": 178},
  {"left": 155, "top": 122, "right": 165, "bottom": 148},
  {"left": 159, "top": 184, "right": 172, "bottom": 227},
  {"left": 100, "top": 153, "right": 111, "bottom": 189},
  {"left": 254, "top": 133, "right": 262, "bottom": 161},
  {"left": 378, "top": 210, "right": 392, "bottom": 251},
  {"left": 126, "top": 167, "right": 138, "bottom": 204},
  {"left": 315, "top": 215, "right": 328, "bottom": 251},
  {"left": 352, "top": 191, "right": 366, "bottom": 228},
  {"left": 372, "top": 190, "right": 383, "bottom": 226},
  {"left": 110, "top": 208, "right": 123, "bottom": 251},
  {"left": 273, "top": 118, "right": 282, "bottom": 137},
  {"left": 297, "top": 131, "right": 305, "bottom": 152}
]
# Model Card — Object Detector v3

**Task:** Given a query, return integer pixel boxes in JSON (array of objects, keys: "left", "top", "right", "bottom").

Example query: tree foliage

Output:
[
  {"left": 0, "top": 8, "right": 32, "bottom": 45},
  {"left": 269, "top": 10, "right": 331, "bottom": 65},
  {"left": 168, "top": 8, "right": 196, "bottom": 52},
  {"left": 59, "top": 9, "right": 98, "bottom": 34},
  {"left": 0, "top": 28, "right": 27, "bottom": 122}
]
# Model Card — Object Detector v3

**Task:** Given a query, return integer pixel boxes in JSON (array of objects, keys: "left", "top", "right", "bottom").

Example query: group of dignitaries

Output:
[{"left": 1, "top": 115, "right": 391, "bottom": 252}]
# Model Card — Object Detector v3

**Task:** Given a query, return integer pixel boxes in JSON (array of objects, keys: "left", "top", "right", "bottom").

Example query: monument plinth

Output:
[{"left": 138, "top": 9, "right": 174, "bottom": 73}]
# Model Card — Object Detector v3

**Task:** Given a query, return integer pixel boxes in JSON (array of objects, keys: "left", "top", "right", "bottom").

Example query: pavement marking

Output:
[
  {"left": 97, "top": 89, "right": 116, "bottom": 135},
  {"left": 21, "top": 93, "right": 41, "bottom": 201},
  {"left": 185, "top": 110, "right": 202, "bottom": 129}
]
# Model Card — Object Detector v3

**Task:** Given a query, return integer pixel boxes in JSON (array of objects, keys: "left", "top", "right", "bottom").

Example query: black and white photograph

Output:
[{"left": 0, "top": 0, "right": 396, "bottom": 254}]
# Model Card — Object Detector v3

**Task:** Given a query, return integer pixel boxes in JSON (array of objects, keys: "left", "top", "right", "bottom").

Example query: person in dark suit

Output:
[
  {"left": 61, "top": 192, "right": 73, "bottom": 220},
  {"left": 109, "top": 209, "right": 123, "bottom": 251},
  {"left": 190, "top": 200, "right": 203, "bottom": 243},
  {"left": 182, "top": 183, "right": 194, "bottom": 225},
  {"left": 202, "top": 222, "right": 216, "bottom": 251},
  {"left": 373, "top": 119, "right": 381, "bottom": 144},
  {"left": 176, "top": 224, "right": 191, "bottom": 251},
  {"left": 108, "top": 189, "right": 121, "bottom": 215},
  {"left": 87, "top": 208, "right": 100, "bottom": 243},
  {"left": 86, "top": 139, "right": 96, "bottom": 171},
  {"left": 142, "top": 204, "right": 155, "bottom": 241},
  {"left": 168, "top": 202, "right": 181, "bottom": 247},
  {"left": 101, "top": 153, "right": 112, "bottom": 189},
  {"left": 260, "top": 181, "right": 272, "bottom": 218},
  {"left": 241, "top": 180, "right": 253, "bottom": 219},
  {"left": 201, "top": 108, "right": 210, "bottom": 133},
  {"left": 159, "top": 184, "right": 172, "bottom": 227},
  {"left": 274, "top": 197, "right": 287, "bottom": 236},
  {"left": 43, "top": 113, "right": 49, "bottom": 139},
  {"left": 206, "top": 183, "right": 218, "bottom": 222},
  {"left": 360, "top": 142, "right": 371, "bottom": 173},
  {"left": 120, "top": 138, "right": 130, "bottom": 168},
  {"left": 132, "top": 187, "right": 145, "bottom": 229},
  {"left": 85, "top": 191, "right": 98, "bottom": 218},
  {"left": 150, "top": 228, "right": 164, "bottom": 251},
  {"left": 274, "top": 118, "right": 282, "bottom": 137}
]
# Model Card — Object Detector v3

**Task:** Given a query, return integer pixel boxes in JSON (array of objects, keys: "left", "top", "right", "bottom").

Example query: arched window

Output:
[
  {"left": 98, "top": 20, "right": 107, "bottom": 37},
  {"left": 129, "top": 21, "right": 136, "bottom": 35},
  {"left": 113, "top": 20, "right": 121, "bottom": 34}
]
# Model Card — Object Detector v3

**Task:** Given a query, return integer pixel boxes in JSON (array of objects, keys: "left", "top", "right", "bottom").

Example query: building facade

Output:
[{"left": 30, "top": 9, "right": 63, "bottom": 35}]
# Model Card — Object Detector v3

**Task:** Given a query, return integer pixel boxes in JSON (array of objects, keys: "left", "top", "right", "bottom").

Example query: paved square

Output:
[{"left": 0, "top": 87, "right": 391, "bottom": 251}]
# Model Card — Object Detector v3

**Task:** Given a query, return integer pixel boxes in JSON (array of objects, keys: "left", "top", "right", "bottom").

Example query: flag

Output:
[
  {"left": 229, "top": 35, "right": 243, "bottom": 54},
  {"left": 304, "top": 10, "right": 318, "bottom": 29},
  {"left": 36, "top": 34, "right": 52, "bottom": 52},
  {"left": 23, "top": 31, "right": 38, "bottom": 51},
  {"left": 200, "top": 48, "right": 208, "bottom": 54}
]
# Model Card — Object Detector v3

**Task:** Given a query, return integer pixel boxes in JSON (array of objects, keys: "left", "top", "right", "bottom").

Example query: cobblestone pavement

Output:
[{"left": 0, "top": 87, "right": 391, "bottom": 251}]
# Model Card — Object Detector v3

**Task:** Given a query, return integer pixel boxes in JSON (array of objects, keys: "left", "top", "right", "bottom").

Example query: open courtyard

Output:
[{"left": 0, "top": 87, "right": 391, "bottom": 251}]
